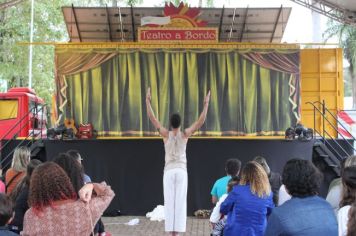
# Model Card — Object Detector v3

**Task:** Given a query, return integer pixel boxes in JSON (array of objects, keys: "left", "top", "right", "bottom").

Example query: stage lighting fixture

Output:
[
  {"left": 46, "top": 125, "right": 75, "bottom": 140},
  {"left": 285, "top": 127, "right": 295, "bottom": 140},
  {"left": 287, "top": 123, "right": 313, "bottom": 141}
]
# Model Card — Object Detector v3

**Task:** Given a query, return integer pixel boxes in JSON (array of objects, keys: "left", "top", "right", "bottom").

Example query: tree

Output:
[
  {"left": 0, "top": 0, "right": 26, "bottom": 10},
  {"left": 0, "top": 0, "right": 143, "bottom": 107},
  {"left": 324, "top": 21, "right": 356, "bottom": 108}
]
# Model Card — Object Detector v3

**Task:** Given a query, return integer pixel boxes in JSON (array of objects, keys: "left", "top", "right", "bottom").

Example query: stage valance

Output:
[{"left": 55, "top": 46, "right": 300, "bottom": 136}]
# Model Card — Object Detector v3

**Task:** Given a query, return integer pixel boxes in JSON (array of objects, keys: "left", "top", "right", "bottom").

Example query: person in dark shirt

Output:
[
  {"left": 0, "top": 193, "right": 18, "bottom": 235},
  {"left": 254, "top": 156, "right": 282, "bottom": 205}
]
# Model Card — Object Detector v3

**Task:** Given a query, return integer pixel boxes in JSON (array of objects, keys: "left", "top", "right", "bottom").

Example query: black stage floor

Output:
[{"left": 2, "top": 138, "right": 328, "bottom": 215}]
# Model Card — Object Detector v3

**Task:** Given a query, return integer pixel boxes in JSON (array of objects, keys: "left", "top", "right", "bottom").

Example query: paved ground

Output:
[{"left": 102, "top": 216, "right": 211, "bottom": 236}]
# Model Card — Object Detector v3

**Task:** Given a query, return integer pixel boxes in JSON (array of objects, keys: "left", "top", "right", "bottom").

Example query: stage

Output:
[{"left": 2, "top": 138, "right": 322, "bottom": 215}]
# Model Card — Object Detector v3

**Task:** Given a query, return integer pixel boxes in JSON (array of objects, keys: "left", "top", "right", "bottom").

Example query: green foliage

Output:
[
  {"left": 344, "top": 67, "right": 352, "bottom": 97},
  {"left": 324, "top": 20, "right": 356, "bottom": 107},
  {"left": 0, "top": 0, "right": 143, "bottom": 109},
  {"left": 0, "top": 0, "right": 212, "bottom": 116}
]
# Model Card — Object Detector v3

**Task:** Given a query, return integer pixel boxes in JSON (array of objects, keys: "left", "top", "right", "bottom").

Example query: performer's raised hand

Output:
[
  {"left": 204, "top": 90, "right": 211, "bottom": 106},
  {"left": 146, "top": 87, "right": 151, "bottom": 102}
]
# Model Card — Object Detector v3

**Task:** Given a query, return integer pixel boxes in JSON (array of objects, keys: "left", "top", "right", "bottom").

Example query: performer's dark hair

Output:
[
  {"left": 170, "top": 113, "right": 181, "bottom": 129},
  {"left": 225, "top": 159, "right": 241, "bottom": 176}
]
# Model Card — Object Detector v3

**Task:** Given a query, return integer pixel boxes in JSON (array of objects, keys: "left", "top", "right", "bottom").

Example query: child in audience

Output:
[
  {"left": 265, "top": 159, "right": 337, "bottom": 236},
  {"left": 220, "top": 161, "right": 274, "bottom": 236},
  {"left": 0, "top": 193, "right": 18, "bottom": 235},
  {"left": 211, "top": 159, "right": 241, "bottom": 204},
  {"left": 22, "top": 162, "right": 115, "bottom": 235},
  {"left": 338, "top": 166, "right": 356, "bottom": 236},
  {"left": 210, "top": 176, "right": 239, "bottom": 236}
]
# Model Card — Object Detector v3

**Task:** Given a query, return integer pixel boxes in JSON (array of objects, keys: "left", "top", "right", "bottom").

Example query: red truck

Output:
[{"left": 0, "top": 87, "right": 47, "bottom": 139}]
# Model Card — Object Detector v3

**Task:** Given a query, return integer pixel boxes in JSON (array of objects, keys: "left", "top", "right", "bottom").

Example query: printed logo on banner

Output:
[{"left": 138, "top": 2, "right": 218, "bottom": 43}]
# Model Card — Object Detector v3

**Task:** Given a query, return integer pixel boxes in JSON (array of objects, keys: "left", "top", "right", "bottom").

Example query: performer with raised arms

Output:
[{"left": 146, "top": 88, "right": 210, "bottom": 236}]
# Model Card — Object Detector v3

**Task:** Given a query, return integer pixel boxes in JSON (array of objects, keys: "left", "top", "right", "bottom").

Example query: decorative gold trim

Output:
[
  {"left": 17, "top": 42, "right": 339, "bottom": 47},
  {"left": 18, "top": 41, "right": 302, "bottom": 50},
  {"left": 53, "top": 42, "right": 299, "bottom": 50},
  {"left": 96, "top": 136, "right": 286, "bottom": 140},
  {"left": 97, "top": 130, "right": 286, "bottom": 136}
]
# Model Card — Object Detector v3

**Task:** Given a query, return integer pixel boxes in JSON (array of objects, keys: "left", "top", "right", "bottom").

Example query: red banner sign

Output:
[{"left": 138, "top": 27, "right": 218, "bottom": 43}]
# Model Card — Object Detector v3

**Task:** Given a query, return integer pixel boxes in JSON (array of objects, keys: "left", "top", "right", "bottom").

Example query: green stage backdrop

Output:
[{"left": 55, "top": 47, "right": 300, "bottom": 136}]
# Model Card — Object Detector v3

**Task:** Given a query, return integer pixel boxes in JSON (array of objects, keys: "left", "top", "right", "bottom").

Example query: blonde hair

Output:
[
  {"left": 240, "top": 161, "right": 271, "bottom": 198},
  {"left": 11, "top": 146, "right": 30, "bottom": 172}
]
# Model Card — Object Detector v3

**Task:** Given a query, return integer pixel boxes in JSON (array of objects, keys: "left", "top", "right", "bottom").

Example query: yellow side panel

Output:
[
  {"left": 300, "top": 48, "right": 344, "bottom": 138},
  {"left": 0, "top": 100, "right": 18, "bottom": 120}
]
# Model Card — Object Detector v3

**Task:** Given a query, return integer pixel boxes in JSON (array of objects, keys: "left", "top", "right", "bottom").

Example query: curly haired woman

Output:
[
  {"left": 21, "top": 162, "right": 115, "bottom": 236},
  {"left": 220, "top": 161, "right": 274, "bottom": 236},
  {"left": 265, "top": 159, "right": 337, "bottom": 236},
  {"left": 338, "top": 166, "right": 356, "bottom": 236}
]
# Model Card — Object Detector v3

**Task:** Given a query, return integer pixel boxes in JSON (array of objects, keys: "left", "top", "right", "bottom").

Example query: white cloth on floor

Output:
[
  {"left": 146, "top": 205, "right": 165, "bottom": 222},
  {"left": 164, "top": 168, "right": 188, "bottom": 232}
]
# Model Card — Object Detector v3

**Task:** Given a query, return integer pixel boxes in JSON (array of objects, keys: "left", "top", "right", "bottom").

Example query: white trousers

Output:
[{"left": 163, "top": 168, "right": 188, "bottom": 232}]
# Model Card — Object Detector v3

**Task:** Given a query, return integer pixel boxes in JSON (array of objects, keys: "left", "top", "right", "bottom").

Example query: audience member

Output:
[
  {"left": 0, "top": 165, "right": 5, "bottom": 193},
  {"left": 8, "top": 159, "right": 42, "bottom": 233},
  {"left": 54, "top": 152, "right": 111, "bottom": 236},
  {"left": 5, "top": 146, "right": 30, "bottom": 194},
  {"left": 326, "top": 155, "right": 356, "bottom": 214},
  {"left": 211, "top": 159, "right": 241, "bottom": 204},
  {"left": 67, "top": 150, "right": 91, "bottom": 183},
  {"left": 53, "top": 153, "right": 84, "bottom": 193},
  {"left": 0, "top": 193, "right": 18, "bottom": 235},
  {"left": 254, "top": 156, "right": 282, "bottom": 205},
  {"left": 338, "top": 166, "right": 356, "bottom": 236},
  {"left": 210, "top": 176, "right": 239, "bottom": 236},
  {"left": 220, "top": 161, "right": 274, "bottom": 236},
  {"left": 22, "top": 162, "right": 114, "bottom": 235},
  {"left": 265, "top": 159, "right": 337, "bottom": 236}
]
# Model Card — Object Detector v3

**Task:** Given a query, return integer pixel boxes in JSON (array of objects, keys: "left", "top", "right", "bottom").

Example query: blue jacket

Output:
[
  {"left": 265, "top": 196, "right": 337, "bottom": 236},
  {"left": 220, "top": 184, "right": 274, "bottom": 236}
]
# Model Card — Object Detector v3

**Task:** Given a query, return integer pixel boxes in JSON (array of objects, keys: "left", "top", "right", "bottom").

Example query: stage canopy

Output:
[
  {"left": 290, "top": 0, "right": 356, "bottom": 26},
  {"left": 62, "top": 6, "right": 291, "bottom": 43}
]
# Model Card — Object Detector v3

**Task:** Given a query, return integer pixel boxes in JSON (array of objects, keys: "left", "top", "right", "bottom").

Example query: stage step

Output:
[
  {"left": 30, "top": 140, "right": 45, "bottom": 158},
  {"left": 313, "top": 141, "right": 342, "bottom": 176}
]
